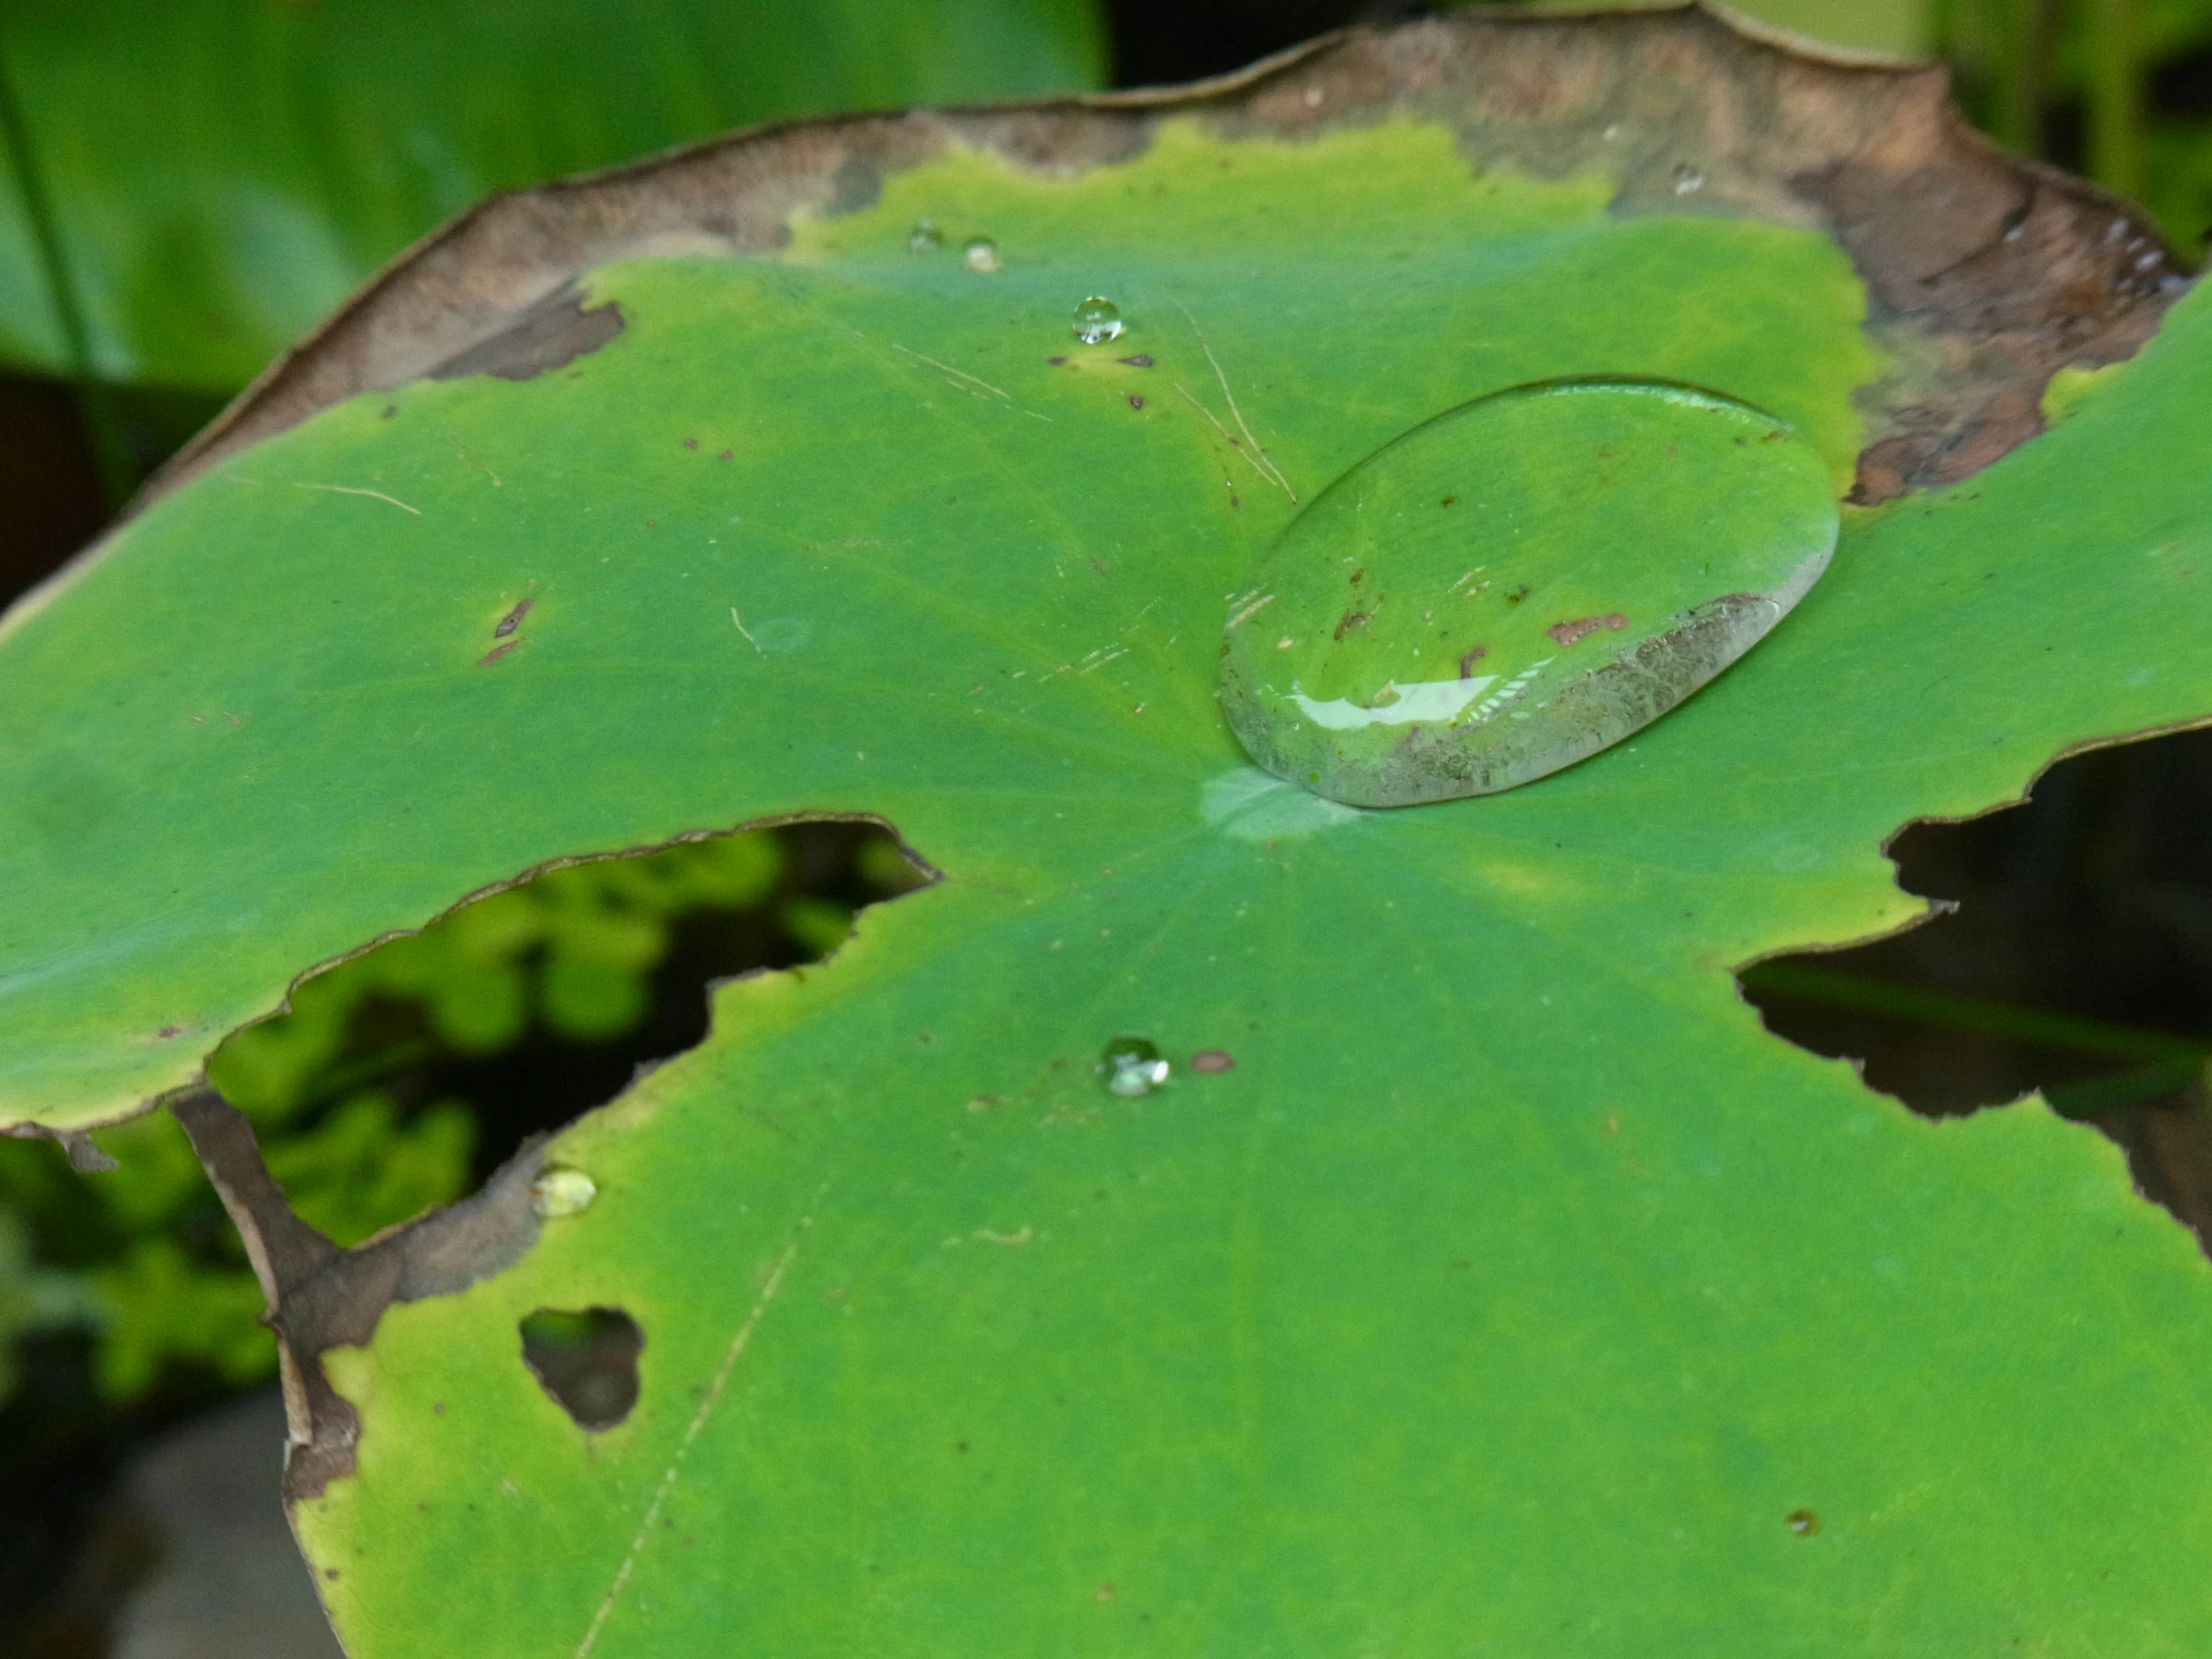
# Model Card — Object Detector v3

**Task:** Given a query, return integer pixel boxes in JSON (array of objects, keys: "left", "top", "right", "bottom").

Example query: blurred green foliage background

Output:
[{"left": 0, "top": 828, "right": 921, "bottom": 1404}]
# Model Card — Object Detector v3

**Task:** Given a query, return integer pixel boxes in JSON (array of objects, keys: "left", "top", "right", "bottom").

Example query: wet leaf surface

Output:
[{"left": 3, "top": 10, "right": 2211, "bottom": 1653}]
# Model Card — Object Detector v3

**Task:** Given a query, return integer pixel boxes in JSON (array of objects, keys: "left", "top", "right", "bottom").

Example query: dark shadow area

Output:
[
  {"left": 0, "top": 377, "right": 109, "bottom": 608},
  {"left": 0, "top": 1332, "right": 231, "bottom": 1659},
  {"left": 520, "top": 1307, "right": 645, "bottom": 1430},
  {"left": 1742, "top": 726, "right": 2212, "bottom": 1249},
  {"left": 1106, "top": 0, "right": 1423, "bottom": 86},
  {"left": 0, "top": 376, "right": 226, "bottom": 611}
]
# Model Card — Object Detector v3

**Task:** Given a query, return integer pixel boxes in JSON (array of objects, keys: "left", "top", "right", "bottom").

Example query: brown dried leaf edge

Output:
[{"left": 145, "top": 0, "right": 2193, "bottom": 517}]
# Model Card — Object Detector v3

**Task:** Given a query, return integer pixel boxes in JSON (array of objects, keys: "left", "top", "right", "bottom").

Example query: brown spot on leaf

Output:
[
  {"left": 1333, "top": 609, "right": 1372, "bottom": 641},
  {"left": 1545, "top": 613, "right": 1629, "bottom": 647},
  {"left": 1128, "top": 394, "right": 1145, "bottom": 409},
  {"left": 1191, "top": 1049, "right": 1236, "bottom": 1072},
  {"left": 478, "top": 640, "right": 520, "bottom": 666},
  {"left": 423, "top": 283, "right": 625, "bottom": 383},
  {"left": 1503, "top": 586, "right": 1529, "bottom": 605},
  {"left": 1787, "top": 1509, "right": 1821, "bottom": 1536},
  {"left": 492, "top": 596, "right": 533, "bottom": 639},
  {"left": 1439, "top": 494, "right": 1457, "bottom": 506},
  {"left": 1457, "top": 645, "right": 1488, "bottom": 678},
  {"left": 1119, "top": 353, "right": 1154, "bottom": 366}
]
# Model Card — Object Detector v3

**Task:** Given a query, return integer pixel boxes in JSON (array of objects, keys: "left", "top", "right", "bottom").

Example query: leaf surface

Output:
[{"left": 2, "top": 12, "right": 2210, "bottom": 1652}]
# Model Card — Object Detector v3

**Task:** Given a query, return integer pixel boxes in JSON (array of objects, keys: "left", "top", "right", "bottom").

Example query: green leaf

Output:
[
  {"left": 0, "top": 0, "right": 1104, "bottom": 390},
  {"left": 5, "top": 13, "right": 2212, "bottom": 1651}
]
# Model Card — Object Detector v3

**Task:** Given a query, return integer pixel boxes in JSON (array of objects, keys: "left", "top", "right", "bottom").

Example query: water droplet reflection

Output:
[
  {"left": 1671, "top": 164, "right": 1706, "bottom": 195},
  {"left": 962, "top": 238, "right": 1001, "bottom": 274},
  {"left": 1218, "top": 376, "right": 1838, "bottom": 807},
  {"left": 1072, "top": 295, "right": 1124, "bottom": 344},
  {"left": 1786, "top": 1509, "right": 1821, "bottom": 1537},
  {"left": 907, "top": 219, "right": 942, "bottom": 253},
  {"left": 1098, "top": 1035, "right": 1170, "bottom": 1097}
]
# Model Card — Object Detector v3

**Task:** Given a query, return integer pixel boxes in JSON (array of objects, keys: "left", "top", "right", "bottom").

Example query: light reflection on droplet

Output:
[
  {"left": 962, "top": 238, "right": 1001, "bottom": 274},
  {"left": 1072, "top": 295, "right": 1124, "bottom": 344},
  {"left": 907, "top": 219, "right": 942, "bottom": 253},
  {"left": 1098, "top": 1035, "right": 1170, "bottom": 1097}
]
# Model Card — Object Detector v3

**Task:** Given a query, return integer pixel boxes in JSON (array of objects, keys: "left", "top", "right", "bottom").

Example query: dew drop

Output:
[
  {"left": 1072, "top": 295, "right": 1124, "bottom": 344},
  {"left": 1218, "top": 377, "right": 1839, "bottom": 807},
  {"left": 530, "top": 1165, "right": 597, "bottom": 1218},
  {"left": 1670, "top": 163, "right": 1706, "bottom": 195},
  {"left": 962, "top": 237, "right": 1001, "bottom": 274},
  {"left": 1098, "top": 1035, "right": 1170, "bottom": 1097},
  {"left": 1786, "top": 1508, "right": 1821, "bottom": 1536},
  {"left": 907, "top": 218, "right": 942, "bottom": 253}
]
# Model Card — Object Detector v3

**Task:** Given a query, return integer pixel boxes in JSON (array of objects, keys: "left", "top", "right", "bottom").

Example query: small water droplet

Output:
[
  {"left": 1219, "top": 377, "right": 1838, "bottom": 806},
  {"left": 1098, "top": 1035, "right": 1170, "bottom": 1097},
  {"left": 962, "top": 237, "right": 1001, "bottom": 273},
  {"left": 1786, "top": 1509, "right": 1820, "bottom": 1536},
  {"left": 1072, "top": 295, "right": 1124, "bottom": 344},
  {"left": 1670, "top": 163, "right": 1706, "bottom": 195},
  {"left": 530, "top": 1166, "right": 597, "bottom": 1218},
  {"left": 907, "top": 219, "right": 942, "bottom": 253}
]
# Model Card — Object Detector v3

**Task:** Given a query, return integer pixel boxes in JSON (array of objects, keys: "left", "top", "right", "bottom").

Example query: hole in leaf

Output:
[
  {"left": 202, "top": 818, "right": 933, "bottom": 1247},
  {"left": 519, "top": 1307, "right": 643, "bottom": 1429},
  {"left": 1741, "top": 729, "right": 2212, "bottom": 1250}
]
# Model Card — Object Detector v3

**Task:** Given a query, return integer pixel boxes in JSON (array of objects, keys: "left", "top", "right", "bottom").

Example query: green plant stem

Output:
[
  {"left": 0, "top": 33, "right": 135, "bottom": 508},
  {"left": 1742, "top": 961, "right": 2212, "bottom": 1064},
  {"left": 2083, "top": 0, "right": 2147, "bottom": 201}
]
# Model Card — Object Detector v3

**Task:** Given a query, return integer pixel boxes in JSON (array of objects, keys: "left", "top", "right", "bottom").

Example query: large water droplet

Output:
[
  {"left": 1219, "top": 377, "right": 1839, "bottom": 807},
  {"left": 1098, "top": 1035, "right": 1170, "bottom": 1097},
  {"left": 962, "top": 237, "right": 1001, "bottom": 274},
  {"left": 1072, "top": 295, "right": 1124, "bottom": 344},
  {"left": 907, "top": 218, "right": 942, "bottom": 253}
]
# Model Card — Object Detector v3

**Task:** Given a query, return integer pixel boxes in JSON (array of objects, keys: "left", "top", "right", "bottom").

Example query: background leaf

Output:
[{"left": 0, "top": 0, "right": 1105, "bottom": 391}]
